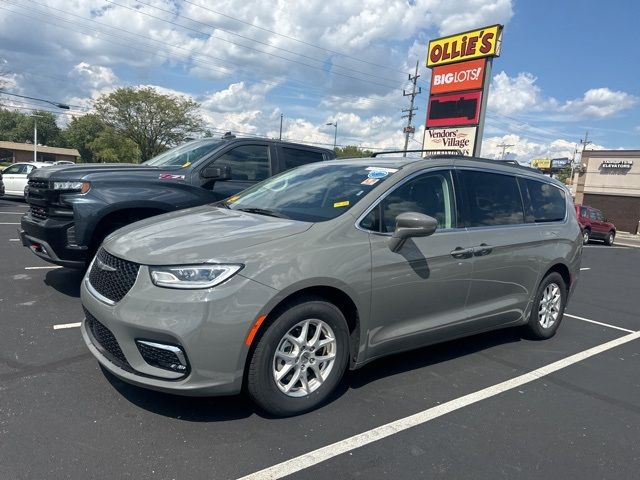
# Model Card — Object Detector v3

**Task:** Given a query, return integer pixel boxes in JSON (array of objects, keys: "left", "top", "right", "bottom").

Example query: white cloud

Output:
[
  {"left": 201, "top": 82, "right": 274, "bottom": 113},
  {"left": 488, "top": 72, "right": 544, "bottom": 115},
  {"left": 481, "top": 134, "right": 605, "bottom": 163},
  {"left": 558, "top": 88, "right": 638, "bottom": 119}
]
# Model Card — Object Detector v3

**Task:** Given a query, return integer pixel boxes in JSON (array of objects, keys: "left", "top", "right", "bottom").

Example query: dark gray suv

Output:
[{"left": 81, "top": 155, "right": 582, "bottom": 416}]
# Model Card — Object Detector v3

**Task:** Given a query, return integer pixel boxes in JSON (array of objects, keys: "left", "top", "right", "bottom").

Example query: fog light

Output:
[{"left": 135, "top": 340, "right": 189, "bottom": 374}]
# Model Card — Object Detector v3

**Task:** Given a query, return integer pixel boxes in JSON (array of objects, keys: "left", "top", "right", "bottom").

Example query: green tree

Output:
[
  {"left": 0, "top": 108, "right": 27, "bottom": 140},
  {"left": 62, "top": 114, "right": 107, "bottom": 163},
  {"left": 334, "top": 145, "right": 374, "bottom": 158},
  {"left": 94, "top": 87, "right": 203, "bottom": 162},
  {"left": 555, "top": 165, "right": 572, "bottom": 184},
  {"left": 88, "top": 128, "right": 141, "bottom": 164},
  {"left": 12, "top": 110, "right": 62, "bottom": 146}
]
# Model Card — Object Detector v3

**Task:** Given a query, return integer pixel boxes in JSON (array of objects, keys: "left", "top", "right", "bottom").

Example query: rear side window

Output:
[
  {"left": 3, "top": 164, "right": 25, "bottom": 174},
  {"left": 459, "top": 170, "right": 524, "bottom": 227},
  {"left": 521, "top": 179, "right": 566, "bottom": 223},
  {"left": 281, "top": 148, "right": 325, "bottom": 170}
]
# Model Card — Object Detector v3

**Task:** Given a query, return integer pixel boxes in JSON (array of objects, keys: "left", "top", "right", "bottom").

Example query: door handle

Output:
[
  {"left": 473, "top": 243, "right": 493, "bottom": 256},
  {"left": 450, "top": 247, "right": 474, "bottom": 259}
]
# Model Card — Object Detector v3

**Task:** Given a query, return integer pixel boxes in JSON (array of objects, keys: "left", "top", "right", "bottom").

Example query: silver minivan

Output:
[{"left": 81, "top": 155, "right": 582, "bottom": 416}]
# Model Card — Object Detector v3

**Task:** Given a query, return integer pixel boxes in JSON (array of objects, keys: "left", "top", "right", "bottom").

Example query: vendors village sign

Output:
[{"left": 423, "top": 24, "right": 503, "bottom": 157}]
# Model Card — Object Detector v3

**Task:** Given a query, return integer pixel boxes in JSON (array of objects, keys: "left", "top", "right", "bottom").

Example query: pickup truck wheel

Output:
[
  {"left": 524, "top": 272, "right": 566, "bottom": 340},
  {"left": 247, "top": 298, "right": 349, "bottom": 417},
  {"left": 582, "top": 229, "right": 590, "bottom": 245},
  {"left": 605, "top": 231, "right": 615, "bottom": 246},
  {"left": 85, "top": 220, "right": 128, "bottom": 268}
]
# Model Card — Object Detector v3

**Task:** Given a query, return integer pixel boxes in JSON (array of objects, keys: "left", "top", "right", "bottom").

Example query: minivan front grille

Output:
[
  {"left": 88, "top": 249, "right": 140, "bottom": 303},
  {"left": 85, "top": 309, "right": 133, "bottom": 372}
]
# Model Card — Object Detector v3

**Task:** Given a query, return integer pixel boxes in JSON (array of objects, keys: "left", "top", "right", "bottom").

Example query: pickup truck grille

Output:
[
  {"left": 88, "top": 248, "right": 140, "bottom": 303},
  {"left": 28, "top": 179, "right": 49, "bottom": 190},
  {"left": 29, "top": 206, "right": 49, "bottom": 221}
]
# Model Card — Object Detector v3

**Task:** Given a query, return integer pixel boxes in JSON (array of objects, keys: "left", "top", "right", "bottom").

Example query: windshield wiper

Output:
[{"left": 236, "top": 207, "right": 289, "bottom": 219}]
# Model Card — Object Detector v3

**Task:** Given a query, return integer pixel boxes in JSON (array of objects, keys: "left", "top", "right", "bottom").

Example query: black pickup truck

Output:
[{"left": 20, "top": 136, "right": 334, "bottom": 268}]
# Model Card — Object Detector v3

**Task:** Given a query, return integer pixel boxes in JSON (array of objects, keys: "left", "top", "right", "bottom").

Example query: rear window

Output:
[
  {"left": 521, "top": 179, "right": 566, "bottom": 223},
  {"left": 459, "top": 170, "right": 525, "bottom": 227},
  {"left": 282, "top": 148, "right": 325, "bottom": 170}
]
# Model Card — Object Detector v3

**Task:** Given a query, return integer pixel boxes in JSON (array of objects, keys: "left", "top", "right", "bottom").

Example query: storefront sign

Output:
[
  {"left": 601, "top": 160, "right": 633, "bottom": 169},
  {"left": 531, "top": 158, "right": 552, "bottom": 169},
  {"left": 424, "top": 126, "right": 477, "bottom": 156},
  {"left": 430, "top": 58, "right": 486, "bottom": 95},
  {"left": 427, "top": 25, "right": 503, "bottom": 67},
  {"left": 426, "top": 90, "right": 482, "bottom": 128}
]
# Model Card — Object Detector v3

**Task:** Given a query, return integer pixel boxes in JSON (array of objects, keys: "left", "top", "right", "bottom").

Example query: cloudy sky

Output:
[{"left": 0, "top": 0, "right": 638, "bottom": 162}]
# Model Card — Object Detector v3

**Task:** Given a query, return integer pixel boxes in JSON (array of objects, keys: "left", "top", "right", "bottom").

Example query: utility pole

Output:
[
  {"left": 402, "top": 61, "right": 421, "bottom": 157},
  {"left": 33, "top": 115, "right": 38, "bottom": 162},
  {"left": 496, "top": 142, "right": 514, "bottom": 159},
  {"left": 580, "top": 131, "right": 592, "bottom": 151},
  {"left": 279, "top": 113, "right": 283, "bottom": 140}
]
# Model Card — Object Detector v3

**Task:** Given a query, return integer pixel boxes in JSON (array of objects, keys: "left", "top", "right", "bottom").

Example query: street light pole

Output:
[
  {"left": 33, "top": 116, "right": 37, "bottom": 162},
  {"left": 326, "top": 121, "right": 338, "bottom": 150},
  {"left": 279, "top": 113, "right": 283, "bottom": 140}
]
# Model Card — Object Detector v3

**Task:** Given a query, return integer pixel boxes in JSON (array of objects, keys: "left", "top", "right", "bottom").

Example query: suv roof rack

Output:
[{"left": 371, "top": 149, "right": 463, "bottom": 157}]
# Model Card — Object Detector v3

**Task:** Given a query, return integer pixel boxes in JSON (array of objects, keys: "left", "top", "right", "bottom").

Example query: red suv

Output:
[{"left": 575, "top": 204, "right": 616, "bottom": 245}]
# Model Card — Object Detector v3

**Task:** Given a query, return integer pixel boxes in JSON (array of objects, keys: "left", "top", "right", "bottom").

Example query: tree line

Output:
[{"left": 0, "top": 87, "right": 203, "bottom": 163}]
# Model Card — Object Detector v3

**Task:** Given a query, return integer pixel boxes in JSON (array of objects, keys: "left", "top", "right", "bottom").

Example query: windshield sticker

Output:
[
  {"left": 159, "top": 173, "right": 185, "bottom": 180},
  {"left": 367, "top": 170, "right": 389, "bottom": 179},
  {"left": 361, "top": 178, "right": 379, "bottom": 186},
  {"left": 333, "top": 200, "right": 350, "bottom": 208},
  {"left": 182, "top": 161, "right": 192, "bottom": 168},
  {"left": 227, "top": 195, "right": 241, "bottom": 203},
  {"left": 366, "top": 167, "right": 398, "bottom": 173}
]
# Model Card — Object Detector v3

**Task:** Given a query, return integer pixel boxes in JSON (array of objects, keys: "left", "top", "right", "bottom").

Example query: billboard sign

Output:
[
  {"left": 424, "top": 126, "right": 477, "bottom": 156},
  {"left": 430, "top": 58, "right": 486, "bottom": 95},
  {"left": 426, "top": 90, "right": 482, "bottom": 128},
  {"left": 531, "top": 158, "right": 551, "bottom": 169},
  {"left": 427, "top": 25, "right": 503, "bottom": 67}
]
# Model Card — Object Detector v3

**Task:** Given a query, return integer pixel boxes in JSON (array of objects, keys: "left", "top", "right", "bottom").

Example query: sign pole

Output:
[{"left": 473, "top": 57, "right": 492, "bottom": 157}]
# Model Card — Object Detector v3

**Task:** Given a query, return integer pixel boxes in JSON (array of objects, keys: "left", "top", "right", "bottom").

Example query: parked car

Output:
[
  {"left": 53, "top": 160, "right": 76, "bottom": 165},
  {"left": 575, "top": 204, "right": 616, "bottom": 245},
  {"left": 0, "top": 169, "right": 4, "bottom": 197},
  {"left": 81, "top": 154, "right": 582, "bottom": 416},
  {"left": 20, "top": 136, "right": 335, "bottom": 268},
  {"left": 1, "top": 162, "right": 52, "bottom": 198}
]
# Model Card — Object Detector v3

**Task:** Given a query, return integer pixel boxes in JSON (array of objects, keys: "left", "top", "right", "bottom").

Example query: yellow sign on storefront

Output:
[
  {"left": 531, "top": 158, "right": 552, "bottom": 169},
  {"left": 427, "top": 25, "right": 503, "bottom": 67}
]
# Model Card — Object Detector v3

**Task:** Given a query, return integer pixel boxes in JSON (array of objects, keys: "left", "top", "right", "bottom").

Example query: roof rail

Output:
[{"left": 371, "top": 149, "right": 463, "bottom": 157}]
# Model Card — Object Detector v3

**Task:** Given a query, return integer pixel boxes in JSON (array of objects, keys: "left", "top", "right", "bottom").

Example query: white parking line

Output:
[
  {"left": 239, "top": 329, "right": 640, "bottom": 480},
  {"left": 564, "top": 313, "right": 634, "bottom": 333},
  {"left": 53, "top": 322, "right": 82, "bottom": 330},
  {"left": 583, "top": 245, "right": 629, "bottom": 249},
  {"left": 9, "top": 238, "right": 20, "bottom": 241},
  {"left": 580, "top": 267, "right": 590, "bottom": 271},
  {"left": 0, "top": 212, "right": 25, "bottom": 214},
  {"left": 0, "top": 222, "right": 20, "bottom": 225},
  {"left": 25, "top": 266, "right": 62, "bottom": 270}
]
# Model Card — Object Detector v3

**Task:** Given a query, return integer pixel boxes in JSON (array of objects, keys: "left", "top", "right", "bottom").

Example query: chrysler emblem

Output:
[{"left": 95, "top": 257, "right": 117, "bottom": 272}]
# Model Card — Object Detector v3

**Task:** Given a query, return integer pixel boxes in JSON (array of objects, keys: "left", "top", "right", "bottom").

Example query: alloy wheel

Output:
[
  {"left": 272, "top": 318, "right": 337, "bottom": 397},
  {"left": 538, "top": 282, "right": 562, "bottom": 329}
]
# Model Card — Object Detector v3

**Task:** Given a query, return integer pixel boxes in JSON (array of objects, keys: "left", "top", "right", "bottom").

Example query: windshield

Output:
[
  {"left": 226, "top": 163, "right": 399, "bottom": 222},
  {"left": 143, "top": 139, "right": 222, "bottom": 167}
]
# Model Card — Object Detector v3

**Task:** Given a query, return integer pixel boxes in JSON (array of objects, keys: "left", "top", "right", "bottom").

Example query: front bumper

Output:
[
  {"left": 20, "top": 214, "right": 86, "bottom": 268},
  {"left": 81, "top": 263, "right": 278, "bottom": 396}
]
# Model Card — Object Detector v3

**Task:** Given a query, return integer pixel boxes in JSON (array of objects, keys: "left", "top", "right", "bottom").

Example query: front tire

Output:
[
  {"left": 605, "top": 231, "right": 615, "bottom": 246},
  {"left": 582, "top": 229, "right": 590, "bottom": 245},
  {"left": 247, "top": 298, "right": 350, "bottom": 417},
  {"left": 524, "top": 272, "right": 567, "bottom": 340}
]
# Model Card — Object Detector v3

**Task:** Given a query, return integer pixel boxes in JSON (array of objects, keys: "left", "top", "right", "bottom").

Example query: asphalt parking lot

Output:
[{"left": 1, "top": 197, "right": 639, "bottom": 480}]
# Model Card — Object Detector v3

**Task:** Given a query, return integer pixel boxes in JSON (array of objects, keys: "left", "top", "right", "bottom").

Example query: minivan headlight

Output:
[{"left": 149, "top": 264, "right": 243, "bottom": 289}]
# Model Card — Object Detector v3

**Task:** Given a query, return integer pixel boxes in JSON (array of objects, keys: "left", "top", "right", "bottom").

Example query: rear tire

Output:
[
  {"left": 605, "top": 231, "right": 615, "bottom": 246},
  {"left": 247, "top": 298, "right": 350, "bottom": 417},
  {"left": 524, "top": 272, "right": 567, "bottom": 340},
  {"left": 582, "top": 229, "right": 590, "bottom": 245}
]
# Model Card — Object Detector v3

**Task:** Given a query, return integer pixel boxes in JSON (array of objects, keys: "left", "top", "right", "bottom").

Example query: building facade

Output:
[
  {"left": 574, "top": 150, "right": 640, "bottom": 234},
  {"left": 0, "top": 141, "right": 80, "bottom": 164}
]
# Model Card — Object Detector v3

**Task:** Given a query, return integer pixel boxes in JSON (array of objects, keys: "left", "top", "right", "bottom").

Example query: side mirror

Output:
[
  {"left": 388, "top": 212, "right": 438, "bottom": 253},
  {"left": 201, "top": 165, "right": 231, "bottom": 180}
]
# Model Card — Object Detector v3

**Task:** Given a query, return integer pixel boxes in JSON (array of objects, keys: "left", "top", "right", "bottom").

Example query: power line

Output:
[
  {"left": 496, "top": 142, "right": 514, "bottom": 159},
  {"left": 129, "top": 0, "right": 406, "bottom": 86},
  {"left": 180, "top": 0, "right": 411, "bottom": 76},
  {"left": 104, "top": 0, "right": 403, "bottom": 90},
  {"left": 2, "top": 1, "right": 405, "bottom": 111}
]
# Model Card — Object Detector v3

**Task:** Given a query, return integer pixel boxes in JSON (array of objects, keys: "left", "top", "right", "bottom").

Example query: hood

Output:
[
  {"left": 103, "top": 205, "right": 313, "bottom": 265},
  {"left": 29, "top": 163, "right": 174, "bottom": 181}
]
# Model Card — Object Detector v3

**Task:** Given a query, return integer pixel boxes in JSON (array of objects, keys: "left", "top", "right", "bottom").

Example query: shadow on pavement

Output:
[
  {"left": 100, "top": 327, "right": 523, "bottom": 422},
  {"left": 101, "top": 365, "right": 255, "bottom": 421},
  {"left": 44, "top": 267, "right": 84, "bottom": 298}
]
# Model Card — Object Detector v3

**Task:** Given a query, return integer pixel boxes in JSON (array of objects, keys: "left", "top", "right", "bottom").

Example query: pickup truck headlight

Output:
[
  {"left": 52, "top": 181, "right": 91, "bottom": 193},
  {"left": 149, "top": 264, "right": 243, "bottom": 289}
]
